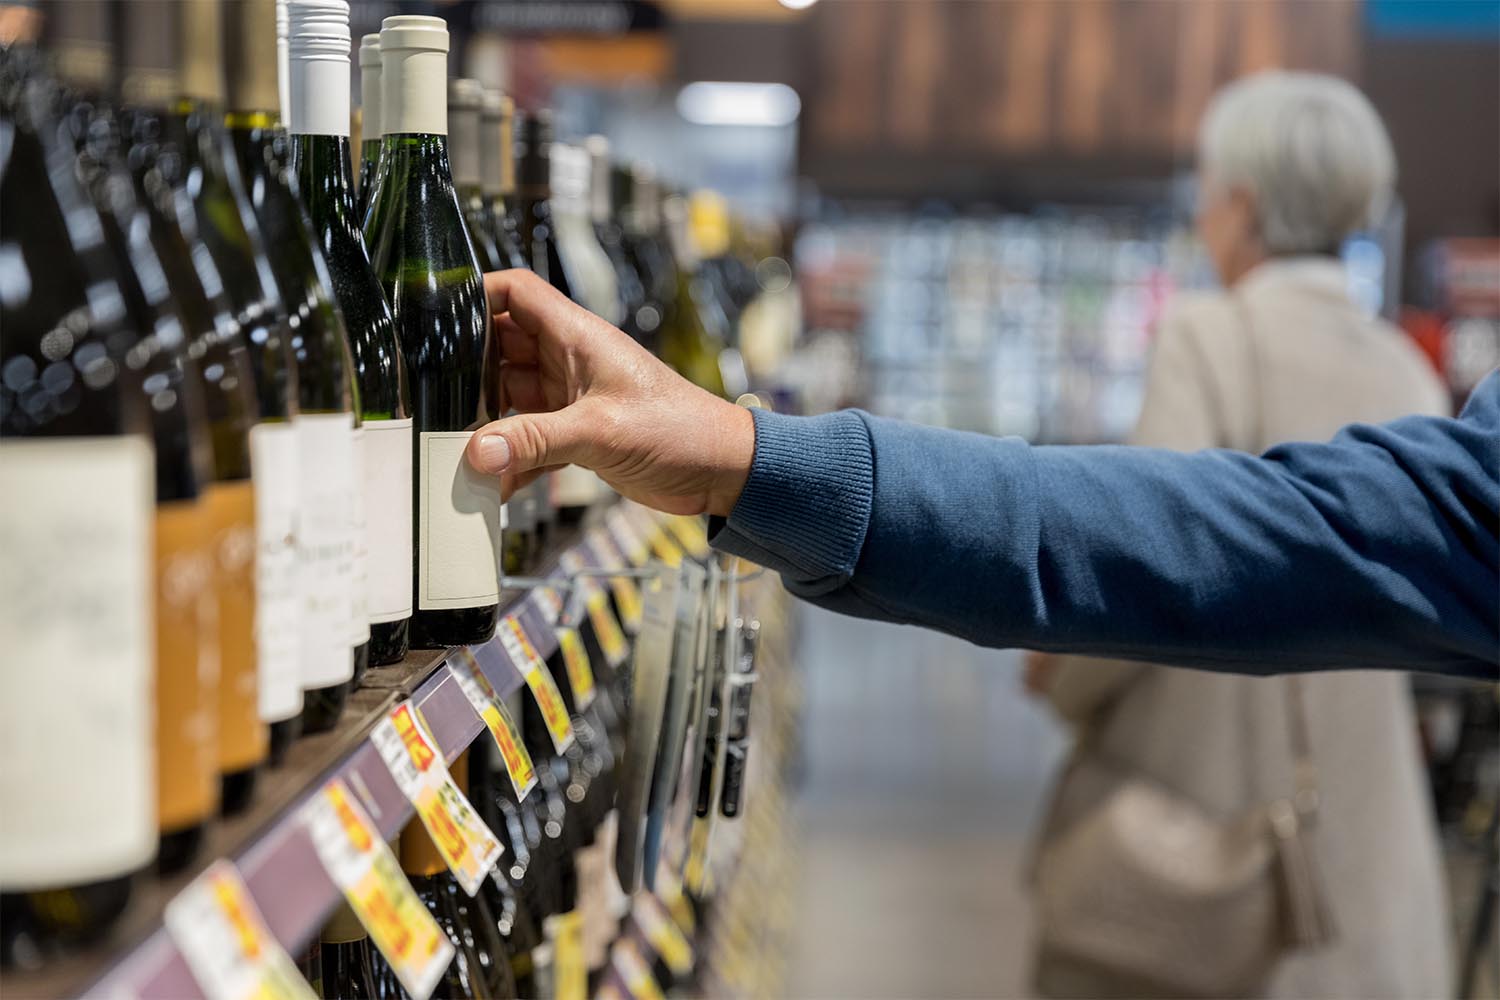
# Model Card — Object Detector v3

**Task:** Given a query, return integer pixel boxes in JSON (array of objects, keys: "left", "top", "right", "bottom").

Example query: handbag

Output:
[{"left": 1031, "top": 297, "right": 1335, "bottom": 998}]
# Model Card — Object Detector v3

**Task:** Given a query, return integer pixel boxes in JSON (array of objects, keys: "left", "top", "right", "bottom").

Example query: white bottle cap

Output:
[
  {"left": 448, "top": 77, "right": 483, "bottom": 187},
  {"left": 275, "top": 0, "right": 290, "bottom": 125},
  {"left": 379, "top": 14, "right": 449, "bottom": 136},
  {"left": 286, "top": 0, "right": 351, "bottom": 137},
  {"left": 358, "top": 32, "right": 381, "bottom": 139},
  {"left": 480, "top": 88, "right": 505, "bottom": 197}
]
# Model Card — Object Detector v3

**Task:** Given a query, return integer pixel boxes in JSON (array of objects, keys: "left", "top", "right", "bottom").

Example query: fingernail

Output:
[{"left": 476, "top": 434, "right": 511, "bottom": 472}]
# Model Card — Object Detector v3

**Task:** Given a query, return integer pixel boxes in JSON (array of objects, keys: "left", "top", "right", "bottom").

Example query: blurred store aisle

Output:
[{"left": 785, "top": 606, "right": 1069, "bottom": 999}]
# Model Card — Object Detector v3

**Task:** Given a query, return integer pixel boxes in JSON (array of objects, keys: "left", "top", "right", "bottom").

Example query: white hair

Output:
[{"left": 1198, "top": 71, "right": 1397, "bottom": 255}]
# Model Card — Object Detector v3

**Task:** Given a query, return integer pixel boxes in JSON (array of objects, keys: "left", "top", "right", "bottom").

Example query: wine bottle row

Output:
[{"left": 0, "top": 0, "right": 771, "bottom": 975}]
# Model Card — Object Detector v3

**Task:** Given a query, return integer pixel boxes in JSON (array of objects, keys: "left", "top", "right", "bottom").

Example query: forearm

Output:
[{"left": 711, "top": 404, "right": 1498, "bottom": 678}]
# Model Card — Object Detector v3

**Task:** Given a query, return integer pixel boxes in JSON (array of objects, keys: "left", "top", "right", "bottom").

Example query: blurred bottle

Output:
[
  {"left": 119, "top": 0, "right": 268, "bottom": 816},
  {"left": 49, "top": 0, "right": 222, "bottom": 873},
  {"left": 356, "top": 32, "right": 382, "bottom": 218},
  {"left": 168, "top": 0, "right": 304, "bottom": 766},
  {"left": 400, "top": 753, "right": 518, "bottom": 999},
  {"left": 586, "top": 136, "right": 648, "bottom": 343},
  {"left": 617, "top": 165, "right": 676, "bottom": 357},
  {"left": 469, "top": 739, "right": 546, "bottom": 998},
  {"left": 226, "top": 0, "right": 361, "bottom": 732},
  {"left": 660, "top": 191, "right": 731, "bottom": 397},
  {"left": 480, "top": 90, "right": 528, "bottom": 271},
  {"left": 0, "top": 43, "right": 156, "bottom": 964},
  {"left": 315, "top": 901, "right": 380, "bottom": 999},
  {"left": 448, "top": 77, "right": 503, "bottom": 273},
  {"left": 286, "top": 0, "right": 413, "bottom": 669}
]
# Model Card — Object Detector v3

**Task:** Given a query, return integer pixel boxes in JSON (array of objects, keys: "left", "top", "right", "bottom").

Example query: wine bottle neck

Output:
[
  {"left": 480, "top": 100, "right": 503, "bottom": 197},
  {"left": 358, "top": 34, "right": 381, "bottom": 139},
  {"left": 178, "top": 0, "right": 225, "bottom": 107},
  {"left": 224, "top": 0, "right": 280, "bottom": 121},
  {"left": 118, "top": 0, "right": 180, "bottom": 111},
  {"left": 449, "top": 100, "right": 481, "bottom": 189},
  {"left": 44, "top": 0, "right": 113, "bottom": 96}
]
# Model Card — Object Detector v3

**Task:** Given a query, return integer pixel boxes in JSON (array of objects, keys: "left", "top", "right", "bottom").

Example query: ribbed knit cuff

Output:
[{"left": 708, "top": 407, "right": 875, "bottom": 594}]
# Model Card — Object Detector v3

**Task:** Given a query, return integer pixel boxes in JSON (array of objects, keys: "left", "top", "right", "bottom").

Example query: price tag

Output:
[
  {"left": 666, "top": 515, "right": 712, "bottom": 560},
  {"left": 448, "top": 648, "right": 537, "bottom": 800},
  {"left": 586, "top": 589, "right": 630, "bottom": 670},
  {"left": 302, "top": 779, "right": 454, "bottom": 1000},
  {"left": 369, "top": 702, "right": 503, "bottom": 895},
  {"left": 592, "top": 535, "right": 644, "bottom": 632},
  {"left": 532, "top": 581, "right": 565, "bottom": 626},
  {"left": 548, "top": 910, "right": 587, "bottom": 1000},
  {"left": 649, "top": 528, "right": 684, "bottom": 568},
  {"left": 683, "top": 817, "right": 712, "bottom": 896},
  {"left": 554, "top": 627, "right": 596, "bottom": 711},
  {"left": 611, "top": 940, "right": 664, "bottom": 1000},
  {"left": 498, "top": 617, "right": 575, "bottom": 753},
  {"left": 633, "top": 892, "right": 693, "bottom": 977},
  {"left": 654, "top": 867, "right": 697, "bottom": 937},
  {"left": 607, "top": 507, "right": 650, "bottom": 568},
  {"left": 164, "top": 860, "right": 315, "bottom": 1000}
]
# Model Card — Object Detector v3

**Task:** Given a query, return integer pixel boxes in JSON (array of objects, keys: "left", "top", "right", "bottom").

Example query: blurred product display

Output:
[{"left": 1, "top": 1, "right": 1495, "bottom": 998}]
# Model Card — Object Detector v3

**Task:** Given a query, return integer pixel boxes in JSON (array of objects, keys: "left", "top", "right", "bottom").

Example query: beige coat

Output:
[{"left": 1038, "top": 257, "right": 1454, "bottom": 998}]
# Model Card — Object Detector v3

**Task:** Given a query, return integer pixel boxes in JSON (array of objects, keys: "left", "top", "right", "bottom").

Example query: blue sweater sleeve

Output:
[{"left": 711, "top": 373, "right": 1499, "bottom": 678}]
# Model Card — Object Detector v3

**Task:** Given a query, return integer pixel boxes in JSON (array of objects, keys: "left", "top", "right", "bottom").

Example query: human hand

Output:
[
  {"left": 464, "top": 269, "right": 756, "bottom": 517},
  {"left": 1022, "top": 650, "right": 1058, "bottom": 697}
]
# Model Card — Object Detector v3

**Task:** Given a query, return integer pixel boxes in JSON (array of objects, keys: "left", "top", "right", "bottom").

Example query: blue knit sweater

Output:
[{"left": 712, "top": 370, "right": 1500, "bottom": 679}]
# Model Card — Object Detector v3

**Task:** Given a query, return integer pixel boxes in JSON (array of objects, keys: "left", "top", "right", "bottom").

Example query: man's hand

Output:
[{"left": 465, "top": 270, "right": 756, "bottom": 517}]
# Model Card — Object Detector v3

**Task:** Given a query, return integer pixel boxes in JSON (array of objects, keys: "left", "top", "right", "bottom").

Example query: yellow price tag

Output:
[
  {"left": 549, "top": 909, "right": 587, "bottom": 1000},
  {"left": 649, "top": 528, "right": 684, "bottom": 567},
  {"left": 448, "top": 650, "right": 537, "bottom": 799},
  {"left": 655, "top": 867, "right": 697, "bottom": 937},
  {"left": 302, "top": 780, "right": 454, "bottom": 1000},
  {"left": 499, "top": 617, "right": 575, "bottom": 753},
  {"left": 683, "top": 817, "right": 711, "bottom": 896},
  {"left": 633, "top": 892, "right": 693, "bottom": 977},
  {"left": 555, "top": 627, "right": 596, "bottom": 711},
  {"left": 612, "top": 940, "right": 664, "bottom": 1000},
  {"left": 667, "top": 515, "right": 712, "bottom": 560},
  {"left": 586, "top": 589, "right": 630, "bottom": 669},
  {"left": 592, "top": 535, "right": 645, "bottom": 632}
]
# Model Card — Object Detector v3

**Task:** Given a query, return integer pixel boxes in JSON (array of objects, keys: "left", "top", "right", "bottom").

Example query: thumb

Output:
[{"left": 466, "top": 405, "right": 598, "bottom": 478}]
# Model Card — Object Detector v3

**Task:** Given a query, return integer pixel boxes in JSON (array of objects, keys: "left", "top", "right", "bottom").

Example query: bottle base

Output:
[
  {"left": 157, "top": 823, "right": 206, "bottom": 875},
  {"left": 1, "top": 872, "right": 136, "bottom": 968},
  {"left": 409, "top": 604, "right": 500, "bottom": 649},
  {"left": 268, "top": 715, "right": 302, "bottom": 766},
  {"left": 369, "top": 618, "right": 410, "bottom": 665},
  {"left": 301, "top": 680, "right": 351, "bottom": 734},
  {"left": 352, "top": 641, "right": 370, "bottom": 687},
  {"left": 220, "top": 765, "right": 259, "bottom": 816}
]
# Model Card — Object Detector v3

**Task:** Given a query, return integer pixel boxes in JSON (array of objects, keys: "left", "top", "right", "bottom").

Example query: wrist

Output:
[{"left": 706, "top": 398, "right": 756, "bottom": 518}]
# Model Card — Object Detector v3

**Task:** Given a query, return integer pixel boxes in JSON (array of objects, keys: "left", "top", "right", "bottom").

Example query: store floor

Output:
[{"left": 785, "top": 606, "right": 1069, "bottom": 999}]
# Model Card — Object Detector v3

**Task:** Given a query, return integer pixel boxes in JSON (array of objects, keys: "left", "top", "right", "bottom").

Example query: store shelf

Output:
[{"left": 1, "top": 505, "right": 642, "bottom": 1000}]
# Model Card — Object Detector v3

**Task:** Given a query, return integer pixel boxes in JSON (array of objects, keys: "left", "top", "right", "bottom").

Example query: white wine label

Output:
[
  {"left": 449, "top": 648, "right": 537, "bottom": 800},
  {"left": 249, "top": 422, "right": 303, "bottom": 722},
  {"left": 0, "top": 436, "right": 156, "bottom": 887},
  {"left": 417, "top": 430, "right": 503, "bottom": 611},
  {"left": 348, "top": 426, "right": 370, "bottom": 644},
  {"left": 363, "top": 418, "right": 413, "bottom": 624},
  {"left": 369, "top": 702, "right": 503, "bottom": 896},
  {"left": 165, "top": 860, "right": 316, "bottom": 1000},
  {"left": 302, "top": 778, "right": 453, "bottom": 1000},
  {"left": 296, "top": 412, "right": 357, "bottom": 688}
]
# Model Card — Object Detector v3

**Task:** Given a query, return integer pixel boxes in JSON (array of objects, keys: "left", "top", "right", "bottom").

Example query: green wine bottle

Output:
[
  {"left": 169, "top": 0, "right": 304, "bottom": 766},
  {"left": 449, "top": 77, "right": 504, "bottom": 273},
  {"left": 225, "top": 0, "right": 361, "bottom": 732},
  {"left": 287, "top": 0, "right": 414, "bottom": 667},
  {"left": 0, "top": 46, "right": 155, "bottom": 962},
  {"left": 364, "top": 14, "right": 502, "bottom": 649},
  {"left": 356, "top": 32, "right": 382, "bottom": 220}
]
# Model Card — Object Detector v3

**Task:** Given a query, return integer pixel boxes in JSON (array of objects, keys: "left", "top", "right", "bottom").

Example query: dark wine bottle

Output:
[
  {"left": 400, "top": 754, "right": 518, "bottom": 1000},
  {"left": 225, "top": 0, "right": 361, "bottom": 732},
  {"left": 286, "top": 0, "right": 413, "bottom": 668},
  {"left": 51, "top": 0, "right": 222, "bottom": 873},
  {"left": 364, "top": 15, "right": 502, "bottom": 649},
  {"left": 618, "top": 164, "right": 675, "bottom": 356},
  {"left": 356, "top": 32, "right": 382, "bottom": 218},
  {"left": 170, "top": 0, "right": 304, "bottom": 765},
  {"left": 449, "top": 77, "right": 504, "bottom": 273},
  {"left": 586, "top": 136, "right": 648, "bottom": 344},
  {"left": 469, "top": 740, "right": 545, "bottom": 999},
  {"left": 0, "top": 47, "right": 156, "bottom": 965},
  {"left": 119, "top": 0, "right": 268, "bottom": 817},
  {"left": 316, "top": 901, "right": 380, "bottom": 999},
  {"left": 480, "top": 90, "right": 529, "bottom": 271}
]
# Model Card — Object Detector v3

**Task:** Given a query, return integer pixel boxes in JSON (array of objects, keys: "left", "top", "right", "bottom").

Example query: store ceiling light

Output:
[
  {"left": 778, "top": 0, "right": 819, "bottom": 9},
  {"left": 676, "top": 81, "right": 801, "bottom": 127}
]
